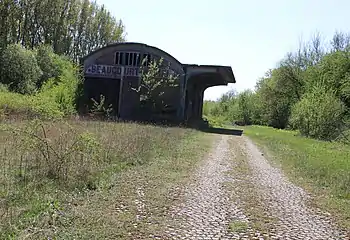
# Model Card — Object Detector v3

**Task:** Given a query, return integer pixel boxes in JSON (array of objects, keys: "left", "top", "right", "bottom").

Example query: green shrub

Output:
[
  {"left": 38, "top": 71, "right": 81, "bottom": 116},
  {"left": 35, "top": 45, "right": 62, "bottom": 87},
  {"left": 290, "top": 85, "right": 346, "bottom": 140},
  {"left": 203, "top": 114, "right": 227, "bottom": 127},
  {"left": 0, "top": 47, "right": 81, "bottom": 119},
  {"left": 0, "top": 83, "right": 8, "bottom": 92},
  {"left": 37, "top": 85, "right": 76, "bottom": 116},
  {"left": 0, "top": 91, "right": 64, "bottom": 119},
  {"left": 0, "top": 44, "right": 42, "bottom": 94},
  {"left": 36, "top": 49, "right": 82, "bottom": 116}
]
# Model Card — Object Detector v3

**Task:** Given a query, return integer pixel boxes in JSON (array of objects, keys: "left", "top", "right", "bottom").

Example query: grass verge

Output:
[
  {"left": 242, "top": 125, "right": 350, "bottom": 232},
  {"left": 0, "top": 120, "right": 213, "bottom": 239}
]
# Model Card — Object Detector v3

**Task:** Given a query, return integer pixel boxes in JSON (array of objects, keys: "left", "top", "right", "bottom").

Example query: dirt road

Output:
[{"left": 164, "top": 135, "right": 349, "bottom": 240}]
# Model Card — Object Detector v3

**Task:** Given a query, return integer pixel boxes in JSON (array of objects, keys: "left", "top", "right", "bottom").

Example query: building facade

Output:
[{"left": 81, "top": 42, "right": 235, "bottom": 122}]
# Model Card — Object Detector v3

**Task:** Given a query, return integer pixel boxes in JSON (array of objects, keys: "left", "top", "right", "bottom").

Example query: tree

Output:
[
  {"left": 290, "top": 85, "right": 346, "bottom": 140},
  {"left": 132, "top": 58, "right": 180, "bottom": 114},
  {"left": 0, "top": 44, "right": 42, "bottom": 94},
  {"left": 0, "top": 0, "right": 126, "bottom": 61}
]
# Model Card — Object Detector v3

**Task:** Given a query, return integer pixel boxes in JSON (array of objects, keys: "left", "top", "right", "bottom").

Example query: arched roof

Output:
[{"left": 81, "top": 42, "right": 183, "bottom": 67}]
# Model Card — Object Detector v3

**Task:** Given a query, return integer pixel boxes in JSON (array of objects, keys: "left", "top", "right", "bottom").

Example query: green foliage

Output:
[
  {"left": 255, "top": 66, "right": 301, "bottom": 129},
  {"left": 90, "top": 94, "right": 113, "bottom": 117},
  {"left": 0, "top": 83, "right": 8, "bottom": 92},
  {"left": 0, "top": 44, "right": 82, "bottom": 120},
  {"left": 203, "top": 114, "right": 227, "bottom": 128},
  {"left": 236, "top": 90, "right": 256, "bottom": 125},
  {"left": 318, "top": 51, "right": 350, "bottom": 109},
  {"left": 244, "top": 125, "right": 350, "bottom": 230},
  {"left": 206, "top": 31, "right": 350, "bottom": 142},
  {"left": 0, "top": 120, "right": 203, "bottom": 238},
  {"left": 202, "top": 101, "right": 215, "bottom": 117},
  {"left": 0, "top": 0, "right": 125, "bottom": 61},
  {"left": 290, "top": 86, "right": 346, "bottom": 140},
  {"left": 35, "top": 45, "right": 63, "bottom": 87},
  {"left": 37, "top": 54, "right": 82, "bottom": 116},
  {"left": 204, "top": 90, "right": 262, "bottom": 126},
  {"left": 0, "top": 44, "right": 42, "bottom": 94},
  {"left": 134, "top": 57, "right": 180, "bottom": 114},
  {"left": 0, "top": 91, "right": 64, "bottom": 119}
]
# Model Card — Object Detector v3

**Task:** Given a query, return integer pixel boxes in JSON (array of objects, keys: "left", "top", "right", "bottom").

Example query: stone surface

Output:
[{"left": 162, "top": 135, "right": 349, "bottom": 240}]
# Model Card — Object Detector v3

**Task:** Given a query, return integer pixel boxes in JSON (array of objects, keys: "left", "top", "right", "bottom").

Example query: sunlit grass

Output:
[
  {"left": 243, "top": 125, "right": 350, "bottom": 231},
  {"left": 0, "top": 119, "right": 212, "bottom": 239}
]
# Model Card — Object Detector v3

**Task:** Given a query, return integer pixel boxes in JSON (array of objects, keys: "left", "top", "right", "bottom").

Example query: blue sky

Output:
[{"left": 97, "top": 0, "right": 349, "bottom": 100}]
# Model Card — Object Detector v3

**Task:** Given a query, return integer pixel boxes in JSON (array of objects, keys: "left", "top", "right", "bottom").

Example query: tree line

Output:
[
  {"left": 0, "top": 0, "right": 126, "bottom": 119},
  {"left": 204, "top": 32, "right": 350, "bottom": 142},
  {"left": 0, "top": 0, "right": 125, "bottom": 62},
  {"left": 0, "top": 0, "right": 179, "bottom": 121}
]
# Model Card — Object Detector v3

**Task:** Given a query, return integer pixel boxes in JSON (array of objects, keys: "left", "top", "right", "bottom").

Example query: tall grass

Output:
[{"left": 0, "top": 120, "right": 192, "bottom": 238}]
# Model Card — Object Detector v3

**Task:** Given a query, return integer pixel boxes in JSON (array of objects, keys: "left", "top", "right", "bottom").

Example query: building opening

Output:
[{"left": 83, "top": 77, "right": 121, "bottom": 116}]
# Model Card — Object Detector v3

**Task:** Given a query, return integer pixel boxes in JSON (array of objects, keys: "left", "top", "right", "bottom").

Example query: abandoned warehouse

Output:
[{"left": 81, "top": 42, "right": 236, "bottom": 123}]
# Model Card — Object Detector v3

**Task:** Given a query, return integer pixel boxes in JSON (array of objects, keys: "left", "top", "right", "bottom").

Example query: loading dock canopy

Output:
[{"left": 183, "top": 64, "right": 236, "bottom": 86}]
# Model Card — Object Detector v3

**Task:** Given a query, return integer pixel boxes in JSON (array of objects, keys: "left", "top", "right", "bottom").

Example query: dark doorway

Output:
[{"left": 83, "top": 77, "right": 121, "bottom": 115}]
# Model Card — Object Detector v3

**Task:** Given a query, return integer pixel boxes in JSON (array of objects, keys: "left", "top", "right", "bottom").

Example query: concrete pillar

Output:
[
  {"left": 186, "top": 84, "right": 194, "bottom": 121},
  {"left": 190, "top": 88, "right": 202, "bottom": 120},
  {"left": 198, "top": 90, "right": 204, "bottom": 119},
  {"left": 196, "top": 90, "right": 203, "bottom": 119},
  {"left": 178, "top": 73, "right": 188, "bottom": 121}
]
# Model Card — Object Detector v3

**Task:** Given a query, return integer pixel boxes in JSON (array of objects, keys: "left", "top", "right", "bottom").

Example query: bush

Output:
[
  {"left": 0, "top": 83, "right": 8, "bottom": 92},
  {"left": 0, "top": 44, "right": 42, "bottom": 94},
  {"left": 35, "top": 46, "right": 82, "bottom": 116},
  {"left": 0, "top": 47, "right": 81, "bottom": 119},
  {"left": 37, "top": 55, "right": 82, "bottom": 116},
  {"left": 0, "top": 91, "right": 64, "bottom": 120},
  {"left": 290, "top": 85, "right": 346, "bottom": 140},
  {"left": 35, "top": 45, "right": 62, "bottom": 87}
]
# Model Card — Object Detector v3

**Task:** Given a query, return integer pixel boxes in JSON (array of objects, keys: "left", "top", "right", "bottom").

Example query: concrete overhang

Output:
[{"left": 183, "top": 64, "right": 236, "bottom": 86}]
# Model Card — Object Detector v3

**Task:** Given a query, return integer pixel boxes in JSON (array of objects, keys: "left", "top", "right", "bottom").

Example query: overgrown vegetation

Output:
[
  {"left": 130, "top": 57, "right": 180, "bottom": 120},
  {"left": 0, "top": 0, "right": 126, "bottom": 120},
  {"left": 0, "top": 120, "right": 210, "bottom": 238},
  {"left": 243, "top": 125, "right": 350, "bottom": 231},
  {"left": 0, "top": 44, "right": 82, "bottom": 120},
  {"left": 205, "top": 32, "right": 350, "bottom": 142},
  {"left": 0, "top": 0, "right": 125, "bottom": 61}
]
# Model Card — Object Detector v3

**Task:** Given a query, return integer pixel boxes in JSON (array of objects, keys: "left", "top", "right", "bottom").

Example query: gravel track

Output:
[
  {"left": 165, "top": 135, "right": 259, "bottom": 239},
  {"left": 240, "top": 137, "right": 349, "bottom": 240},
  {"left": 164, "top": 135, "right": 349, "bottom": 240}
]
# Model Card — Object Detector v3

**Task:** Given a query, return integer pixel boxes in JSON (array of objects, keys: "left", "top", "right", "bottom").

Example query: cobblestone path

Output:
[{"left": 163, "top": 135, "right": 349, "bottom": 240}]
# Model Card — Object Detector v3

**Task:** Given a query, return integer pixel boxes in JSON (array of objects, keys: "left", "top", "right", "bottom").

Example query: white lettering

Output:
[{"left": 85, "top": 64, "right": 177, "bottom": 79}]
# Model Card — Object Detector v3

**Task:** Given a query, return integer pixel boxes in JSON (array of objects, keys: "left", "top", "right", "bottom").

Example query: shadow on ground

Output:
[
  {"left": 200, "top": 127, "right": 244, "bottom": 136},
  {"left": 76, "top": 114, "right": 244, "bottom": 136}
]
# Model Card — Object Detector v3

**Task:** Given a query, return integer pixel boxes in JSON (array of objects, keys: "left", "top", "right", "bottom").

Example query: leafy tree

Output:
[
  {"left": 317, "top": 51, "right": 350, "bottom": 109},
  {"left": 290, "top": 85, "right": 346, "bottom": 140},
  {"left": 255, "top": 71, "right": 293, "bottom": 129},
  {"left": 132, "top": 58, "right": 179, "bottom": 114},
  {"left": 203, "top": 31, "right": 350, "bottom": 142},
  {"left": 35, "top": 45, "right": 62, "bottom": 87},
  {"left": 0, "top": 44, "right": 42, "bottom": 94},
  {"left": 0, "top": 0, "right": 126, "bottom": 61}
]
